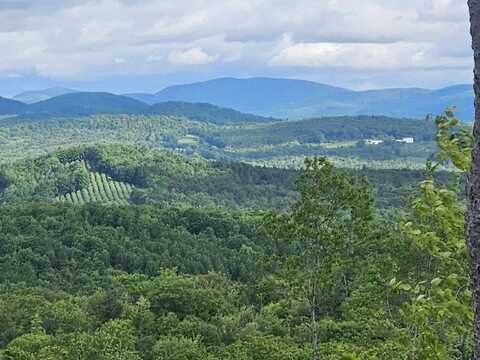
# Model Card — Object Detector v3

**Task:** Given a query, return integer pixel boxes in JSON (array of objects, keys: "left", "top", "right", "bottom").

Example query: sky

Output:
[{"left": 0, "top": 0, "right": 473, "bottom": 96}]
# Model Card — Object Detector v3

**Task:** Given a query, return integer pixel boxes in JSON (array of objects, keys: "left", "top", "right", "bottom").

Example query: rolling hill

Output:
[
  {"left": 55, "top": 159, "right": 135, "bottom": 205},
  {"left": 127, "top": 77, "right": 474, "bottom": 121},
  {"left": 0, "top": 144, "right": 298, "bottom": 210},
  {"left": 128, "top": 77, "right": 354, "bottom": 115},
  {"left": 0, "top": 96, "right": 27, "bottom": 115},
  {"left": 0, "top": 111, "right": 444, "bottom": 171},
  {"left": 212, "top": 115, "right": 438, "bottom": 147},
  {"left": 3, "top": 92, "right": 281, "bottom": 123},
  {"left": 6, "top": 78, "right": 474, "bottom": 121},
  {"left": 0, "top": 143, "right": 456, "bottom": 211},
  {"left": 147, "top": 101, "right": 277, "bottom": 124},
  {"left": 26, "top": 92, "right": 149, "bottom": 116},
  {"left": 13, "top": 87, "right": 76, "bottom": 104}
]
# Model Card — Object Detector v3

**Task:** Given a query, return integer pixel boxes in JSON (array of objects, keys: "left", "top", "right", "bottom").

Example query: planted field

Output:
[{"left": 56, "top": 160, "right": 134, "bottom": 205}]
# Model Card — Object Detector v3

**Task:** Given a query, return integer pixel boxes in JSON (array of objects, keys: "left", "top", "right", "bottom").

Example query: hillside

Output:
[
  {"left": 26, "top": 92, "right": 149, "bottom": 116},
  {"left": 4, "top": 92, "right": 280, "bottom": 123},
  {"left": 128, "top": 77, "right": 474, "bottom": 121},
  {"left": 130, "top": 77, "right": 354, "bottom": 115},
  {"left": 0, "top": 143, "right": 455, "bottom": 210},
  {"left": 0, "top": 144, "right": 298, "bottom": 210},
  {"left": 0, "top": 113, "right": 444, "bottom": 170},
  {"left": 55, "top": 160, "right": 134, "bottom": 205},
  {"left": 212, "top": 115, "right": 438, "bottom": 147},
  {"left": 0, "top": 96, "right": 27, "bottom": 115},
  {"left": 13, "top": 87, "right": 76, "bottom": 104},
  {"left": 6, "top": 78, "right": 474, "bottom": 121},
  {"left": 0, "top": 143, "right": 466, "bottom": 359},
  {"left": 147, "top": 101, "right": 277, "bottom": 124}
]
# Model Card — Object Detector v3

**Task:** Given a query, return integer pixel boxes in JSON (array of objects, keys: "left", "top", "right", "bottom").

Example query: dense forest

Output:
[
  {"left": 0, "top": 110, "right": 473, "bottom": 359},
  {"left": 211, "top": 115, "right": 438, "bottom": 146},
  {"left": 0, "top": 142, "right": 456, "bottom": 210},
  {"left": 0, "top": 113, "right": 450, "bottom": 170}
]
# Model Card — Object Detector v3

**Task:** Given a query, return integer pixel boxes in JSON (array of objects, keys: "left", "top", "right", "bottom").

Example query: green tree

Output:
[
  {"left": 390, "top": 110, "right": 473, "bottom": 359},
  {"left": 263, "top": 157, "right": 374, "bottom": 360},
  {"left": 1, "top": 315, "right": 54, "bottom": 360},
  {"left": 92, "top": 319, "right": 141, "bottom": 360},
  {"left": 153, "top": 336, "right": 208, "bottom": 360}
]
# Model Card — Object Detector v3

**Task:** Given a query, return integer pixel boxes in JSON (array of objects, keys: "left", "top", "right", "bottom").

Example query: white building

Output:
[
  {"left": 365, "top": 139, "right": 384, "bottom": 145},
  {"left": 395, "top": 137, "right": 414, "bottom": 143}
]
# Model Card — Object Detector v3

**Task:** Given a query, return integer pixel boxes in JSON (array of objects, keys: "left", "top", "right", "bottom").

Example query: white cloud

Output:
[
  {"left": 270, "top": 41, "right": 471, "bottom": 70},
  {"left": 418, "top": 0, "right": 468, "bottom": 22},
  {"left": 168, "top": 48, "right": 218, "bottom": 65},
  {"left": 146, "top": 54, "right": 163, "bottom": 62},
  {"left": 0, "top": 0, "right": 473, "bottom": 89}
]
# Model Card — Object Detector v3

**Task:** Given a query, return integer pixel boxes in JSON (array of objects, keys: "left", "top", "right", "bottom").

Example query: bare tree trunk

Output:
[
  {"left": 468, "top": 1, "right": 480, "bottom": 358},
  {"left": 309, "top": 283, "right": 318, "bottom": 360}
]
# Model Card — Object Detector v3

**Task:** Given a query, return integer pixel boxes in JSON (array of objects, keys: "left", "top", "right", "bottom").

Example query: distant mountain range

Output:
[
  {"left": 5, "top": 77, "right": 475, "bottom": 121},
  {"left": 0, "top": 92, "right": 275, "bottom": 124},
  {"left": 0, "top": 97, "right": 27, "bottom": 115},
  {"left": 13, "top": 87, "right": 76, "bottom": 104},
  {"left": 26, "top": 92, "right": 149, "bottom": 117},
  {"left": 127, "top": 78, "right": 474, "bottom": 121},
  {"left": 146, "top": 101, "right": 275, "bottom": 124}
]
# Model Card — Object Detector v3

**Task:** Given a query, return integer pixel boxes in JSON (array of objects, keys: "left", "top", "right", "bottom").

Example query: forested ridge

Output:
[
  {"left": 0, "top": 111, "right": 474, "bottom": 359},
  {"left": 126, "top": 77, "right": 475, "bottom": 121},
  {"left": 4, "top": 78, "right": 475, "bottom": 121},
  {"left": 0, "top": 142, "right": 455, "bottom": 210},
  {"left": 0, "top": 113, "right": 452, "bottom": 170},
  {"left": 0, "top": 92, "right": 277, "bottom": 123}
]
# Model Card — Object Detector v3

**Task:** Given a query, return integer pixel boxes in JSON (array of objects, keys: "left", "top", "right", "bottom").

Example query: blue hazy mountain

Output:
[
  {"left": 1, "top": 92, "right": 277, "bottom": 123},
  {"left": 26, "top": 92, "right": 149, "bottom": 116},
  {"left": 0, "top": 96, "right": 27, "bottom": 115},
  {"left": 13, "top": 87, "right": 76, "bottom": 104},
  {"left": 127, "top": 78, "right": 474, "bottom": 121},
  {"left": 4, "top": 79, "right": 474, "bottom": 121},
  {"left": 127, "top": 77, "right": 354, "bottom": 114},
  {"left": 147, "top": 101, "right": 277, "bottom": 124}
]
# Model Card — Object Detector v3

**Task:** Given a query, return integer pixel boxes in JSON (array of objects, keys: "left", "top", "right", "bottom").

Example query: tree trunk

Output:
[{"left": 468, "top": 1, "right": 480, "bottom": 358}]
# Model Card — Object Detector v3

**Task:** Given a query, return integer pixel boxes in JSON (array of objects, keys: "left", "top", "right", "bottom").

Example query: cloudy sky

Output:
[{"left": 0, "top": 0, "right": 473, "bottom": 96}]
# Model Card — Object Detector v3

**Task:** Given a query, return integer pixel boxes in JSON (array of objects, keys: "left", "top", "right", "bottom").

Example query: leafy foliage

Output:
[
  {"left": 263, "top": 157, "right": 376, "bottom": 359},
  {"left": 387, "top": 110, "right": 473, "bottom": 359}
]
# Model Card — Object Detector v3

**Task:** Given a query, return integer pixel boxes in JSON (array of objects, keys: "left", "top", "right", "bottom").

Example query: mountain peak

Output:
[
  {"left": 0, "top": 96, "right": 27, "bottom": 115},
  {"left": 1, "top": 78, "right": 475, "bottom": 121},
  {"left": 128, "top": 77, "right": 473, "bottom": 121},
  {"left": 26, "top": 92, "right": 149, "bottom": 116},
  {"left": 13, "top": 87, "right": 76, "bottom": 104}
]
